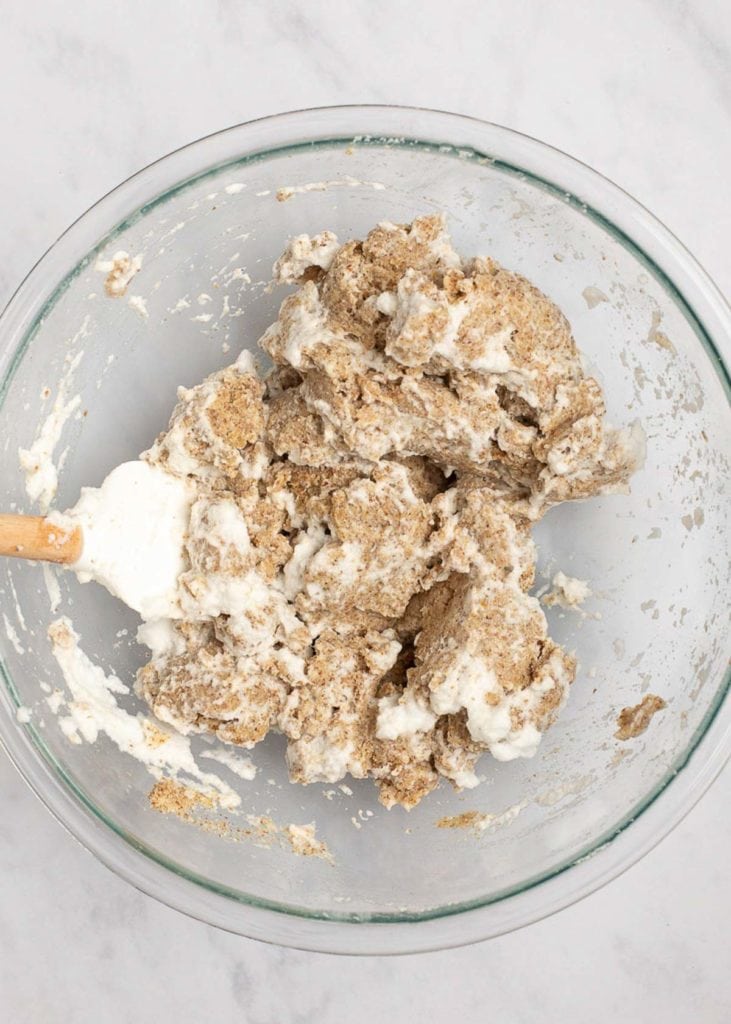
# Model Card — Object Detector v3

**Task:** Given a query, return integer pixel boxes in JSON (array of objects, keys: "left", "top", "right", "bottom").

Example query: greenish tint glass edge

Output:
[{"left": 0, "top": 131, "right": 728, "bottom": 927}]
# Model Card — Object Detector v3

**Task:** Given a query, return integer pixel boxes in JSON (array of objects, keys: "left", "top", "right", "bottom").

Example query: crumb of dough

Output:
[
  {"left": 97, "top": 251, "right": 142, "bottom": 298},
  {"left": 544, "top": 571, "right": 592, "bottom": 608},
  {"left": 615, "top": 694, "right": 667, "bottom": 740},
  {"left": 138, "top": 214, "right": 643, "bottom": 810},
  {"left": 285, "top": 823, "right": 334, "bottom": 863}
]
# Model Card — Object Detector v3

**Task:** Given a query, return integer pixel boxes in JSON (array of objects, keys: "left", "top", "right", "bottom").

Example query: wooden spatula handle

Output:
[{"left": 0, "top": 515, "right": 82, "bottom": 564}]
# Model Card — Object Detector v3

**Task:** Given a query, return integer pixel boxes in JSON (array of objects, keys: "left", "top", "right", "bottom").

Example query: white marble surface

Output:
[{"left": 1, "top": 1, "right": 729, "bottom": 1020}]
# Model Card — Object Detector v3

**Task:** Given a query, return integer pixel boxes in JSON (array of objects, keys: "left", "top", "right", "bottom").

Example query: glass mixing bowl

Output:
[{"left": 0, "top": 107, "right": 729, "bottom": 955}]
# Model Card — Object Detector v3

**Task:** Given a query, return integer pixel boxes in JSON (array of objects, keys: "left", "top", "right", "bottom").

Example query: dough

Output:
[{"left": 137, "top": 215, "right": 643, "bottom": 809}]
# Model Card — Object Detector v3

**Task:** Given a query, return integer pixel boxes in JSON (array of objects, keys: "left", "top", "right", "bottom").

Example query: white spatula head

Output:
[{"left": 67, "top": 460, "right": 194, "bottom": 620}]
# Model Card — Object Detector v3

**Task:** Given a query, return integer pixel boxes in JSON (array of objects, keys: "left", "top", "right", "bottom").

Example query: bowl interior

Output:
[{"left": 1, "top": 131, "right": 729, "bottom": 924}]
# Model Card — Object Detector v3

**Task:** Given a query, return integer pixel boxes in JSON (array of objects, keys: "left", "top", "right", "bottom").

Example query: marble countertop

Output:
[{"left": 1, "top": 1, "right": 729, "bottom": 1020}]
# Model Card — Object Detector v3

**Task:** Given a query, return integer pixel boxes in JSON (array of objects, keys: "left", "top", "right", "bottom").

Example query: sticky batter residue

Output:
[{"left": 125, "top": 214, "right": 644, "bottom": 810}]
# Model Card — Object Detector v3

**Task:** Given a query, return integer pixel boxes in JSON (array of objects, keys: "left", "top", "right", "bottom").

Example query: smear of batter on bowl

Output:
[
  {"left": 436, "top": 810, "right": 487, "bottom": 830},
  {"left": 615, "top": 694, "right": 667, "bottom": 740},
  {"left": 149, "top": 777, "right": 217, "bottom": 817},
  {"left": 46, "top": 616, "right": 242, "bottom": 809},
  {"left": 581, "top": 285, "right": 608, "bottom": 309},
  {"left": 274, "top": 176, "right": 387, "bottom": 203},
  {"left": 18, "top": 344, "right": 86, "bottom": 511},
  {"left": 436, "top": 800, "right": 527, "bottom": 833},
  {"left": 54, "top": 214, "right": 644, "bottom": 811},
  {"left": 128, "top": 294, "right": 149, "bottom": 320},
  {"left": 148, "top": 779, "right": 333, "bottom": 861},
  {"left": 3, "top": 614, "right": 25, "bottom": 655},
  {"left": 646, "top": 308, "right": 676, "bottom": 354}
]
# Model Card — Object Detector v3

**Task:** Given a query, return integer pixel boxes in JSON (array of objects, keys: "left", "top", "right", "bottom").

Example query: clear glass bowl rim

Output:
[{"left": 0, "top": 104, "right": 729, "bottom": 955}]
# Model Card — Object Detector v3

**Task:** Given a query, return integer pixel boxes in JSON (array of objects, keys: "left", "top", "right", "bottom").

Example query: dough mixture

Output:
[{"left": 134, "top": 215, "right": 643, "bottom": 809}]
